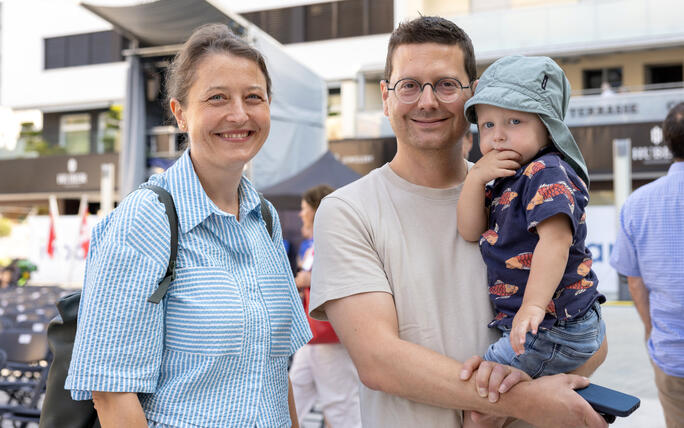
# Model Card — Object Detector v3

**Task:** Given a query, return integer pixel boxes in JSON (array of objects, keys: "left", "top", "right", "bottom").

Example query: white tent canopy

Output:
[{"left": 82, "top": 0, "right": 327, "bottom": 193}]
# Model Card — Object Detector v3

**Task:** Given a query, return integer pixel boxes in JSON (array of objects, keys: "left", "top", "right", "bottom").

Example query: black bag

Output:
[{"left": 39, "top": 186, "right": 274, "bottom": 428}]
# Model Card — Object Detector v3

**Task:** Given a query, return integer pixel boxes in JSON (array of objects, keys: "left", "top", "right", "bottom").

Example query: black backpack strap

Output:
[
  {"left": 142, "top": 185, "right": 179, "bottom": 304},
  {"left": 259, "top": 194, "right": 274, "bottom": 239}
]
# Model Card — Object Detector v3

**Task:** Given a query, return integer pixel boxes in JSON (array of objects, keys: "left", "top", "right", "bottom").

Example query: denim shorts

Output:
[{"left": 483, "top": 301, "right": 605, "bottom": 378}]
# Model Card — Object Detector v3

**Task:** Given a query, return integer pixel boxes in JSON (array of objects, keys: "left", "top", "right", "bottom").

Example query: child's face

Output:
[{"left": 476, "top": 104, "right": 550, "bottom": 165}]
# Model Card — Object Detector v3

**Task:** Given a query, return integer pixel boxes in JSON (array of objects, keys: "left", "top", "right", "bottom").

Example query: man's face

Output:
[{"left": 382, "top": 43, "right": 472, "bottom": 153}]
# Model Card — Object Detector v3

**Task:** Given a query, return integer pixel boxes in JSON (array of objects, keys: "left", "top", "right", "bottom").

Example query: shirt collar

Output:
[
  {"left": 668, "top": 161, "right": 684, "bottom": 175},
  {"left": 163, "top": 150, "right": 262, "bottom": 233}
]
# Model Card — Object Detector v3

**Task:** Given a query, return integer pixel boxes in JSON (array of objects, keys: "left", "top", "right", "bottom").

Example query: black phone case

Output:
[{"left": 575, "top": 384, "right": 640, "bottom": 417}]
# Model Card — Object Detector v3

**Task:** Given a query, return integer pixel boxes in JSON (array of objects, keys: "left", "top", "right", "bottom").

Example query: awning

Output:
[{"left": 81, "top": 0, "right": 247, "bottom": 47}]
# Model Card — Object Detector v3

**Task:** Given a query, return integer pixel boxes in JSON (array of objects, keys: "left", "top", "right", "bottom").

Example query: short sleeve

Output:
[
  {"left": 65, "top": 190, "right": 169, "bottom": 399},
  {"left": 609, "top": 203, "right": 641, "bottom": 277},
  {"left": 523, "top": 165, "right": 578, "bottom": 234},
  {"left": 309, "top": 196, "right": 391, "bottom": 321}
]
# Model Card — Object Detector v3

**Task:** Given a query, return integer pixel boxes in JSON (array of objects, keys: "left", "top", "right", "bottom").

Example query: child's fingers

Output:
[
  {"left": 475, "top": 361, "right": 495, "bottom": 398},
  {"left": 460, "top": 355, "right": 483, "bottom": 380},
  {"left": 511, "top": 321, "right": 528, "bottom": 355}
]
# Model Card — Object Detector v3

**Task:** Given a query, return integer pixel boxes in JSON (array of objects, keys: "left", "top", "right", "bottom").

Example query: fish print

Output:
[
  {"left": 505, "top": 252, "right": 533, "bottom": 270},
  {"left": 565, "top": 278, "right": 594, "bottom": 295},
  {"left": 523, "top": 160, "right": 546, "bottom": 178},
  {"left": 546, "top": 301, "right": 557, "bottom": 317},
  {"left": 492, "top": 189, "right": 518, "bottom": 209},
  {"left": 494, "top": 312, "right": 507, "bottom": 322},
  {"left": 481, "top": 224, "right": 499, "bottom": 245},
  {"left": 526, "top": 182, "right": 575, "bottom": 212},
  {"left": 577, "top": 258, "right": 592, "bottom": 276},
  {"left": 489, "top": 280, "right": 519, "bottom": 299}
]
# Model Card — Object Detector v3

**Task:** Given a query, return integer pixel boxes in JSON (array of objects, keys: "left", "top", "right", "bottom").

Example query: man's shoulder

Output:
[
  {"left": 625, "top": 175, "right": 671, "bottom": 207},
  {"left": 324, "top": 165, "right": 388, "bottom": 205}
]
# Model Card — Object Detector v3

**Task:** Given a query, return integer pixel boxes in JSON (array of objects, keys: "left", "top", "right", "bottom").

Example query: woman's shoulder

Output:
[{"left": 95, "top": 184, "right": 171, "bottom": 253}]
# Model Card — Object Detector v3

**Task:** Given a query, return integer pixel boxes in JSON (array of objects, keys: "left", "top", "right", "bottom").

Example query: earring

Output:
[{"left": 179, "top": 122, "right": 186, "bottom": 131}]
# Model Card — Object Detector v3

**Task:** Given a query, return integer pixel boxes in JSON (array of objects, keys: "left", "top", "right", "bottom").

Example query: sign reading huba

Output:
[
  {"left": 0, "top": 153, "right": 117, "bottom": 194},
  {"left": 56, "top": 158, "right": 88, "bottom": 186}
]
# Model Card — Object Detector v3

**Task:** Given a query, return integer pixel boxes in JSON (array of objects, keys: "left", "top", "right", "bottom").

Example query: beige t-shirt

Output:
[{"left": 309, "top": 163, "right": 502, "bottom": 427}]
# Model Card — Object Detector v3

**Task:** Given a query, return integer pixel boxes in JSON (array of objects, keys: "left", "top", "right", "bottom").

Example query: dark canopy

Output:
[
  {"left": 81, "top": 0, "right": 246, "bottom": 47},
  {"left": 262, "top": 151, "right": 361, "bottom": 211}
]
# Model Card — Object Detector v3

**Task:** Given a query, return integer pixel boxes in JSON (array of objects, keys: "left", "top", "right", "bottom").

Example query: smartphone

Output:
[{"left": 575, "top": 383, "right": 640, "bottom": 423}]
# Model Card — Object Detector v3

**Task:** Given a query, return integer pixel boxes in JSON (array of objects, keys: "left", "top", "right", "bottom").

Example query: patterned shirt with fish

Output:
[{"left": 481, "top": 149, "right": 604, "bottom": 329}]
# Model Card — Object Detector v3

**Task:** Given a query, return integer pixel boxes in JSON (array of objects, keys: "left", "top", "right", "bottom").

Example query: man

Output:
[
  {"left": 610, "top": 102, "right": 684, "bottom": 428},
  {"left": 309, "top": 16, "right": 607, "bottom": 428}
]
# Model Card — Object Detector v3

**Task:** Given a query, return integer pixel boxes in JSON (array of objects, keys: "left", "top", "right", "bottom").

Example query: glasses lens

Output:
[
  {"left": 435, "top": 78, "right": 461, "bottom": 102},
  {"left": 395, "top": 79, "right": 421, "bottom": 103}
]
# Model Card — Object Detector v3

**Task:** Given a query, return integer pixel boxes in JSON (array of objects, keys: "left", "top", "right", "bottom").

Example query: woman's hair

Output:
[
  {"left": 302, "top": 185, "right": 335, "bottom": 211},
  {"left": 165, "top": 23, "right": 272, "bottom": 108}
]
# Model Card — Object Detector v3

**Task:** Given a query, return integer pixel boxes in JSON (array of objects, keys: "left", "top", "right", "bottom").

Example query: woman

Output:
[
  {"left": 290, "top": 185, "right": 362, "bottom": 428},
  {"left": 65, "top": 24, "right": 311, "bottom": 427}
]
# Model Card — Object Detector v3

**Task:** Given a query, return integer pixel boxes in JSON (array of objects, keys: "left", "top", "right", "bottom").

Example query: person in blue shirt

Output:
[
  {"left": 457, "top": 56, "right": 606, "bottom": 427},
  {"left": 66, "top": 24, "right": 311, "bottom": 427},
  {"left": 610, "top": 102, "right": 684, "bottom": 428}
]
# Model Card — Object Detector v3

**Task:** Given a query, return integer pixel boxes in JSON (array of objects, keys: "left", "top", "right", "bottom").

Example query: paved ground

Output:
[{"left": 590, "top": 302, "right": 666, "bottom": 427}]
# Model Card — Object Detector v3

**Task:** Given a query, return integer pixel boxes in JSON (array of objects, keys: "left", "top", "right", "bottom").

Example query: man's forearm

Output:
[{"left": 627, "top": 276, "right": 651, "bottom": 338}]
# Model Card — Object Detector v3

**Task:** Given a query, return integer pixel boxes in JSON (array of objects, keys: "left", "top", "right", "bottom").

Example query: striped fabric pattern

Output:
[
  {"left": 610, "top": 161, "right": 684, "bottom": 377},
  {"left": 66, "top": 149, "right": 312, "bottom": 427}
]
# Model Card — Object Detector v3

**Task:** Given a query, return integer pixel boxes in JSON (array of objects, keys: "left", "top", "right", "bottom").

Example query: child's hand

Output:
[
  {"left": 469, "top": 149, "right": 521, "bottom": 184},
  {"left": 460, "top": 356, "right": 530, "bottom": 401},
  {"left": 510, "top": 304, "right": 546, "bottom": 355}
]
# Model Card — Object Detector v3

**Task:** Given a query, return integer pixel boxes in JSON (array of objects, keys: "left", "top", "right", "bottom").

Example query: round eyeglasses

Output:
[{"left": 384, "top": 78, "right": 472, "bottom": 104}]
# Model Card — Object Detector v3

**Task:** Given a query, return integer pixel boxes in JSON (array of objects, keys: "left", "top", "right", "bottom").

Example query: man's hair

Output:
[
  {"left": 664, "top": 102, "right": 684, "bottom": 159},
  {"left": 384, "top": 16, "right": 476, "bottom": 83},
  {"left": 303, "top": 185, "right": 335, "bottom": 211}
]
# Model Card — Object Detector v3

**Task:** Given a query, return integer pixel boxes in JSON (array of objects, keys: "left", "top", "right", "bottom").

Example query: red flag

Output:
[
  {"left": 77, "top": 195, "right": 90, "bottom": 259},
  {"left": 47, "top": 195, "right": 59, "bottom": 258}
]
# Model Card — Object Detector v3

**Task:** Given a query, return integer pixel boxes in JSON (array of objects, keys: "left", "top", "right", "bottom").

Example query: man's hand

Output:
[
  {"left": 294, "top": 270, "right": 311, "bottom": 290},
  {"left": 469, "top": 149, "right": 521, "bottom": 185},
  {"left": 510, "top": 304, "right": 546, "bottom": 355},
  {"left": 460, "top": 356, "right": 530, "bottom": 402},
  {"left": 516, "top": 374, "right": 608, "bottom": 428}
]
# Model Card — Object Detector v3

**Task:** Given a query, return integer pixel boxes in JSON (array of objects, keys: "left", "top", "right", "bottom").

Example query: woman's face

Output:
[
  {"left": 299, "top": 199, "right": 315, "bottom": 239},
  {"left": 171, "top": 53, "right": 271, "bottom": 173}
]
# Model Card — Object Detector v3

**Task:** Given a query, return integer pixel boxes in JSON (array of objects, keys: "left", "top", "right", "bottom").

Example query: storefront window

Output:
[
  {"left": 59, "top": 114, "right": 91, "bottom": 154},
  {"left": 97, "top": 107, "right": 121, "bottom": 153}
]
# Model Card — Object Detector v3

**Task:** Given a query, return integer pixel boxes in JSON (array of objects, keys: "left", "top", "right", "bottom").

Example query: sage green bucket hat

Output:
[{"left": 464, "top": 55, "right": 589, "bottom": 185}]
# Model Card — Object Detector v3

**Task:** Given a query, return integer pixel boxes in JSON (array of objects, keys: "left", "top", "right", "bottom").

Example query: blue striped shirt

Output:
[
  {"left": 66, "top": 149, "right": 312, "bottom": 427},
  {"left": 610, "top": 161, "right": 684, "bottom": 377}
]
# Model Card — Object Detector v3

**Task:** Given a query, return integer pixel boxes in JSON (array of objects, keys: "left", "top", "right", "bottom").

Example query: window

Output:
[
  {"left": 97, "top": 110, "right": 121, "bottom": 154},
  {"left": 241, "top": 0, "right": 393, "bottom": 44},
  {"left": 59, "top": 114, "right": 91, "bottom": 155},
  {"left": 45, "top": 31, "right": 128, "bottom": 69},
  {"left": 645, "top": 64, "right": 683, "bottom": 89},
  {"left": 328, "top": 87, "right": 341, "bottom": 116},
  {"left": 583, "top": 67, "right": 622, "bottom": 91},
  {"left": 306, "top": 3, "right": 334, "bottom": 42}
]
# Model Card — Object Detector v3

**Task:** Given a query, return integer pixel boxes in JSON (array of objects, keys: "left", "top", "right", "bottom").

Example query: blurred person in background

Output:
[
  {"left": 291, "top": 184, "right": 362, "bottom": 428},
  {"left": 610, "top": 102, "right": 684, "bottom": 428},
  {"left": 66, "top": 24, "right": 311, "bottom": 427}
]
